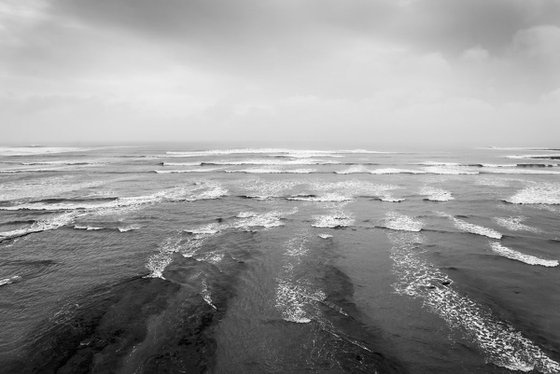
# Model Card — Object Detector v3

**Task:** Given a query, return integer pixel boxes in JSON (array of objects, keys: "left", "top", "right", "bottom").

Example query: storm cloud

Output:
[{"left": 1, "top": 0, "right": 559, "bottom": 145}]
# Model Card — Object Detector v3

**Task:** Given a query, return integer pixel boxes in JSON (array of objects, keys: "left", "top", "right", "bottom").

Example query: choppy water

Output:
[{"left": 1, "top": 145, "right": 559, "bottom": 373}]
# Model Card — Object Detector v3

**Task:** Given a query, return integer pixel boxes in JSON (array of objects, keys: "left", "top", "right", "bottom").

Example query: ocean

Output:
[{"left": 0, "top": 145, "right": 559, "bottom": 373}]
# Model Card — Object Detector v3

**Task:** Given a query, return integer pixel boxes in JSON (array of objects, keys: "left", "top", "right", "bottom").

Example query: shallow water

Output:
[{"left": 1, "top": 145, "right": 559, "bottom": 373}]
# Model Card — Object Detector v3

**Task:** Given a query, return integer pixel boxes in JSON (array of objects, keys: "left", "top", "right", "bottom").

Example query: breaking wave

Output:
[
  {"left": 443, "top": 214, "right": 502, "bottom": 239},
  {"left": 389, "top": 232, "right": 560, "bottom": 373},
  {"left": 226, "top": 168, "right": 316, "bottom": 174},
  {"left": 489, "top": 242, "right": 558, "bottom": 267},
  {"left": 0, "top": 212, "right": 76, "bottom": 241}
]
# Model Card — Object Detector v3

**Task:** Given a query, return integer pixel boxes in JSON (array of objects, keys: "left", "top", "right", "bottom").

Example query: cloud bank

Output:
[{"left": 1, "top": 0, "right": 559, "bottom": 146}]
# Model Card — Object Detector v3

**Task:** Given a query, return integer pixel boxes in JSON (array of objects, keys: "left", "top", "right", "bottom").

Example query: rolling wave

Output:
[{"left": 383, "top": 212, "right": 423, "bottom": 232}]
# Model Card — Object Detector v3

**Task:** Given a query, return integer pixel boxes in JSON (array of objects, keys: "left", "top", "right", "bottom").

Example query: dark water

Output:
[{"left": 1, "top": 145, "right": 559, "bottom": 373}]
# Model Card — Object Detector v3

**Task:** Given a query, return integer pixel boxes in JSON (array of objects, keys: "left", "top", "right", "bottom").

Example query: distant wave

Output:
[
  {"left": 480, "top": 168, "right": 560, "bottom": 175},
  {"left": 154, "top": 168, "right": 222, "bottom": 173},
  {"left": 441, "top": 213, "right": 502, "bottom": 239},
  {"left": 312, "top": 213, "right": 354, "bottom": 228},
  {"left": 287, "top": 193, "right": 352, "bottom": 202},
  {"left": 0, "top": 212, "right": 75, "bottom": 241},
  {"left": 506, "top": 184, "right": 560, "bottom": 205},
  {"left": 0, "top": 275, "right": 22, "bottom": 287},
  {"left": 19, "top": 160, "right": 102, "bottom": 166},
  {"left": 0, "top": 183, "right": 228, "bottom": 212},
  {"left": 160, "top": 162, "right": 202, "bottom": 166},
  {"left": 490, "top": 242, "right": 558, "bottom": 267},
  {"left": 389, "top": 231, "right": 560, "bottom": 373},
  {"left": 416, "top": 161, "right": 461, "bottom": 167},
  {"left": 165, "top": 148, "right": 398, "bottom": 158},
  {"left": 420, "top": 187, "right": 454, "bottom": 202},
  {"left": 506, "top": 153, "right": 560, "bottom": 160},
  {"left": 0, "top": 146, "right": 88, "bottom": 156},
  {"left": 422, "top": 166, "right": 479, "bottom": 175},
  {"left": 383, "top": 212, "right": 423, "bottom": 232},
  {"left": 201, "top": 159, "right": 341, "bottom": 166},
  {"left": 226, "top": 168, "right": 316, "bottom": 174}
]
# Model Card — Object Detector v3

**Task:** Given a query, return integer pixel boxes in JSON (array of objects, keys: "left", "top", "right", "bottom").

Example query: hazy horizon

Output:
[{"left": 1, "top": 0, "right": 559, "bottom": 146}]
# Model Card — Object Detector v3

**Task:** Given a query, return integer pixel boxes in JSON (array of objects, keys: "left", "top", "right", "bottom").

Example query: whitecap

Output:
[
  {"left": 318, "top": 234, "right": 333, "bottom": 239},
  {"left": 489, "top": 242, "right": 558, "bottom": 267},
  {"left": 384, "top": 212, "right": 423, "bottom": 232},
  {"left": 444, "top": 214, "right": 502, "bottom": 239},
  {"left": 312, "top": 213, "right": 354, "bottom": 228},
  {"left": 0, "top": 275, "right": 22, "bottom": 286},
  {"left": 420, "top": 186, "right": 454, "bottom": 202}
]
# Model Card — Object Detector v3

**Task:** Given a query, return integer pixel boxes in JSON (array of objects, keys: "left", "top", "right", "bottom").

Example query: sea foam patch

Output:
[
  {"left": 506, "top": 184, "right": 560, "bottom": 205},
  {"left": 383, "top": 212, "right": 423, "bottom": 232},
  {"left": 312, "top": 213, "right": 354, "bottom": 228},
  {"left": 389, "top": 232, "right": 560, "bottom": 373}
]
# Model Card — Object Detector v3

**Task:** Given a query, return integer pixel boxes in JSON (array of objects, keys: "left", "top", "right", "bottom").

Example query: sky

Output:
[{"left": 1, "top": 0, "right": 559, "bottom": 146}]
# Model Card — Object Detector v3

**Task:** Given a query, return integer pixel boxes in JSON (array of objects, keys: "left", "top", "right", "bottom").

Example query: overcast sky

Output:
[{"left": 1, "top": 0, "right": 559, "bottom": 146}]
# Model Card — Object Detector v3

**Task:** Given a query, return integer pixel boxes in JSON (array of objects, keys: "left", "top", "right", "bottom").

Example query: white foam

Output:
[
  {"left": 439, "top": 213, "right": 502, "bottom": 239},
  {"left": 384, "top": 212, "right": 423, "bottom": 232},
  {"left": 482, "top": 168, "right": 560, "bottom": 175},
  {"left": 161, "top": 162, "right": 202, "bottom": 166},
  {"left": 335, "top": 165, "right": 372, "bottom": 174},
  {"left": 417, "top": 161, "right": 461, "bottom": 166},
  {"left": 117, "top": 224, "right": 141, "bottom": 232},
  {"left": 490, "top": 242, "right": 558, "bottom": 267},
  {"left": 233, "top": 210, "right": 291, "bottom": 230},
  {"left": 507, "top": 184, "right": 560, "bottom": 205},
  {"left": 0, "top": 275, "right": 22, "bottom": 286},
  {"left": 389, "top": 232, "right": 560, "bottom": 373},
  {"left": 312, "top": 213, "right": 354, "bottom": 228},
  {"left": 379, "top": 195, "right": 405, "bottom": 203},
  {"left": 420, "top": 187, "right": 454, "bottom": 202},
  {"left": 318, "top": 234, "right": 333, "bottom": 239},
  {"left": 494, "top": 217, "right": 541, "bottom": 233},
  {"left": 201, "top": 279, "right": 217, "bottom": 309},
  {"left": 184, "top": 223, "right": 222, "bottom": 235},
  {"left": 73, "top": 225, "right": 104, "bottom": 231},
  {"left": 145, "top": 237, "right": 182, "bottom": 279},
  {"left": 236, "top": 211, "right": 257, "bottom": 218}
]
